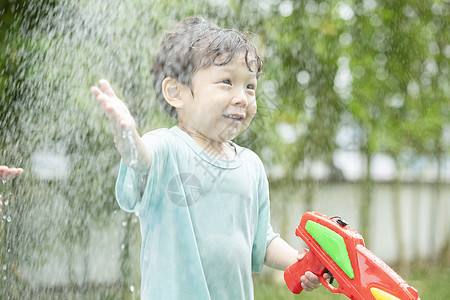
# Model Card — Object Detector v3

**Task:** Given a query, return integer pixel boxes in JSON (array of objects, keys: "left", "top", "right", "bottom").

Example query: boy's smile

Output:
[
  {"left": 222, "top": 113, "right": 245, "bottom": 123},
  {"left": 176, "top": 52, "right": 258, "bottom": 157}
]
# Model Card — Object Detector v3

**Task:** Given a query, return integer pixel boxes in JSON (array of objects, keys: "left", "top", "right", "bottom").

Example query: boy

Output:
[{"left": 91, "top": 16, "right": 322, "bottom": 299}]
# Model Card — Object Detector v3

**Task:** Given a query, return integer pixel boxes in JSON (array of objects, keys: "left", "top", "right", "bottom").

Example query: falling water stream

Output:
[
  {"left": 0, "top": 0, "right": 253, "bottom": 298},
  {"left": 0, "top": 0, "right": 284, "bottom": 297}
]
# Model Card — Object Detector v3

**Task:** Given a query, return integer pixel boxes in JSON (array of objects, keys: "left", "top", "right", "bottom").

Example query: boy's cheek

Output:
[
  {"left": 247, "top": 97, "right": 257, "bottom": 111},
  {"left": 248, "top": 104, "right": 257, "bottom": 120}
]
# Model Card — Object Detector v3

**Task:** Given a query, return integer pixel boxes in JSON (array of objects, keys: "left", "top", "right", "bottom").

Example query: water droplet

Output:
[
  {"left": 130, "top": 285, "right": 135, "bottom": 292},
  {"left": 2, "top": 275, "right": 6, "bottom": 281},
  {"left": 2, "top": 264, "right": 7, "bottom": 271},
  {"left": 122, "top": 130, "right": 138, "bottom": 168},
  {"left": 122, "top": 221, "right": 127, "bottom": 227},
  {"left": 122, "top": 130, "right": 130, "bottom": 139},
  {"left": 121, "top": 244, "right": 125, "bottom": 251},
  {"left": 6, "top": 216, "right": 11, "bottom": 223},
  {"left": 1, "top": 179, "right": 6, "bottom": 184}
]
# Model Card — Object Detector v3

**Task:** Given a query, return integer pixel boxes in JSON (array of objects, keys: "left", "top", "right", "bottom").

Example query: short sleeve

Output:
[
  {"left": 115, "top": 129, "right": 170, "bottom": 213},
  {"left": 266, "top": 223, "right": 280, "bottom": 247},
  {"left": 251, "top": 161, "right": 279, "bottom": 273}
]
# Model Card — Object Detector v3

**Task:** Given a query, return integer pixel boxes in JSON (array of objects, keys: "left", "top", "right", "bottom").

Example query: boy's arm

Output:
[
  {"left": 265, "top": 236, "right": 322, "bottom": 292},
  {"left": 91, "top": 79, "right": 151, "bottom": 172}
]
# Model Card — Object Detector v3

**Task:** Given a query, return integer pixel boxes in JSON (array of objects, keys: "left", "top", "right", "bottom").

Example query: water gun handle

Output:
[{"left": 284, "top": 249, "right": 326, "bottom": 294}]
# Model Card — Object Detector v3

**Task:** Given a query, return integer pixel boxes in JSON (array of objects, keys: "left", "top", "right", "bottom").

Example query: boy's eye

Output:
[
  {"left": 221, "top": 79, "right": 231, "bottom": 85},
  {"left": 247, "top": 84, "right": 256, "bottom": 90}
]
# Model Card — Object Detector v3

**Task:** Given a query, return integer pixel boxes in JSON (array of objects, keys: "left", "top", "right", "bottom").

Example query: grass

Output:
[
  {"left": 4, "top": 261, "right": 449, "bottom": 299},
  {"left": 254, "top": 262, "right": 450, "bottom": 300}
]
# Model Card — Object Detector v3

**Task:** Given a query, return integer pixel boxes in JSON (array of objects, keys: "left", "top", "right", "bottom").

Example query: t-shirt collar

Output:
[{"left": 170, "top": 126, "right": 243, "bottom": 169}]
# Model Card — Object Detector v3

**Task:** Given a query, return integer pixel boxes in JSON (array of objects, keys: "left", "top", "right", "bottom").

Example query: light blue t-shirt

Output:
[{"left": 116, "top": 126, "right": 278, "bottom": 300}]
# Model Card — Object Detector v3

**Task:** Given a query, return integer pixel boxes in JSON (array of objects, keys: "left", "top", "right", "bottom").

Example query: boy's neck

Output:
[{"left": 178, "top": 125, "right": 236, "bottom": 160}]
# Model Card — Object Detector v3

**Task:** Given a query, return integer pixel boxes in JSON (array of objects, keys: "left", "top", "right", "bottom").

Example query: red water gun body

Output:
[{"left": 284, "top": 212, "right": 419, "bottom": 300}]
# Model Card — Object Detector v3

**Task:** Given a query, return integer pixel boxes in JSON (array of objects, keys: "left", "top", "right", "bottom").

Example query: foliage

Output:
[{"left": 1, "top": 0, "right": 449, "bottom": 297}]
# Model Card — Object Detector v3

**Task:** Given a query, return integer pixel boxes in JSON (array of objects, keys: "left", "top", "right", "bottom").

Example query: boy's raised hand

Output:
[
  {"left": 91, "top": 79, "right": 136, "bottom": 133},
  {"left": 91, "top": 79, "right": 151, "bottom": 171}
]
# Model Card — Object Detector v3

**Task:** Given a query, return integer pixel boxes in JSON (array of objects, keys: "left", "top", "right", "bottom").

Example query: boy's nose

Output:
[{"left": 232, "top": 89, "right": 249, "bottom": 107}]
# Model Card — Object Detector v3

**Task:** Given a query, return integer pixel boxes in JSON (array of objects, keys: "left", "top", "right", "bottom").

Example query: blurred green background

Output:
[{"left": 1, "top": 0, "right": 449, "bottom": 299}]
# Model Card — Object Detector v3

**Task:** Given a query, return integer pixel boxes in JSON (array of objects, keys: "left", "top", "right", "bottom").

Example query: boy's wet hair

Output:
[{"left": 151, "top": 16, "right": 264, "bottom": 119}]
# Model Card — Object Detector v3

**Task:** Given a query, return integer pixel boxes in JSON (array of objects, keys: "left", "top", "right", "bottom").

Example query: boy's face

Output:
[{"left": 177, "top": 52, "right": 258, "bottom": 143}]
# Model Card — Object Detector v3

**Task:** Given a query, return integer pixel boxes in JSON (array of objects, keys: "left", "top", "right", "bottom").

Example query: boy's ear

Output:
[{"left": 162, "top": 77, "right": 187, "bottom": 108}]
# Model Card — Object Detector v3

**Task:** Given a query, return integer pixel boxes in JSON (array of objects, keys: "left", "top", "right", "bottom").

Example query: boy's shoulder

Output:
[
  {"left": 142, "top": 127, "right": 172, "bottom": 137},
  {"left": 141, "top": 127, "right": 178, "bottom": 147},
  {"left": 142, "top": 127, "right": 181, "bottom": 141}
]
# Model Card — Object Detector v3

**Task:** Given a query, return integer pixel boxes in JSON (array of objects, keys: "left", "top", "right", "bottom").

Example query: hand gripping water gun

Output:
[{"left": 284, "top": 211, "right": 419, "bottom": 300}]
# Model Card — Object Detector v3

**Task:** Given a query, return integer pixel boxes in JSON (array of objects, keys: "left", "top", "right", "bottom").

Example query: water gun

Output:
[{"left": 284, "top": 211, "right": 419, "bottom": 300}]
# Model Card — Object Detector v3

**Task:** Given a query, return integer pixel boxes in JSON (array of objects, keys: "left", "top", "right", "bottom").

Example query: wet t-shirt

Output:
[{"left": 115, "top": 126, "right": 278, "bottom": 300}]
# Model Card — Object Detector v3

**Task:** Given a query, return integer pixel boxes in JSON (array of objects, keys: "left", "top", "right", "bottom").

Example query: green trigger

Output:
[{"left": 305, "top": 220, "right": 355, "bottom": 279}]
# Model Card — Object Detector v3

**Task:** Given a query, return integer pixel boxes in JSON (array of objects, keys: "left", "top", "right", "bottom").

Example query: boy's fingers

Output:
[
  {"left": 96, "top": 93, "right": 115, "bottom": 111},
  {"left": 300, "top": 279, "right": 318, "bottom": 291},
  {"left": 91, "top": 86, "right": 102, "bottom": 96},
  {"left": 305, "top": 271, "right": 321, "bottom": 284},
  {"left": 297, "top": 248, "right": 308, "bottom": 260},
  {"left": 96, "top": 92, "right": 110, "bottom": 104},
  {"left": 301, "top": 272, "right": 321, "bottom": 291},
  {"left": 99, "top": 79, "right": 117, "bottom": 98},
  {"left": 91, "top": 80, "right": 136, "bottom": 132}
]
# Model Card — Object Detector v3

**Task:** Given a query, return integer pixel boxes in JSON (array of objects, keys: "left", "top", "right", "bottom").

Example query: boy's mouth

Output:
[{"left": 222, "top": 114, "right": 245, "bottom": 122}]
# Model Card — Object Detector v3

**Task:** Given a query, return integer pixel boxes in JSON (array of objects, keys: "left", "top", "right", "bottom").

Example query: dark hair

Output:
[{"left": 150, "top": 16, "right": 264, "bottom": 118}]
